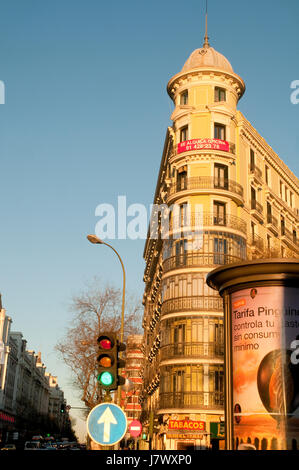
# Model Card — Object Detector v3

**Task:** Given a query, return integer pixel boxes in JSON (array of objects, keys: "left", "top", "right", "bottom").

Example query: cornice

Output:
[
  {"left": 237, "top": 111, "right": 299, "bottom": 192},
  {"left": 167, "top": 67, "right": 245, "bottom": 100}
]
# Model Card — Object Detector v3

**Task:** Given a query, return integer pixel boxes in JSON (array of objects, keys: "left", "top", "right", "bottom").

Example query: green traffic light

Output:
[{"left": 98, "top": 371, "right": 114, "bottom": 386}]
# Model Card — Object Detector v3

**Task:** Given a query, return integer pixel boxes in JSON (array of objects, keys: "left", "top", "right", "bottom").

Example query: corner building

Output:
[{"left": 140, "top": 38, "right": 299, "bottom": 451}]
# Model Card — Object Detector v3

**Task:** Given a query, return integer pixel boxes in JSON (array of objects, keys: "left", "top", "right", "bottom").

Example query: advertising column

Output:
[{"left": 207, "top": 260, "right": 299, "bottom": 450}]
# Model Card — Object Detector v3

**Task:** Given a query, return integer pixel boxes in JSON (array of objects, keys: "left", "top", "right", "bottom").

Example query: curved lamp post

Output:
[{"left": 86, "top": 234, "right": 126, "bottom": 406}]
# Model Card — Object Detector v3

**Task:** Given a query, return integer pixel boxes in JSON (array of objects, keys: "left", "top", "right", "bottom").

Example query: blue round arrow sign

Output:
[{"left": 87, "top": 403, "right": 127, "bottom": 446}]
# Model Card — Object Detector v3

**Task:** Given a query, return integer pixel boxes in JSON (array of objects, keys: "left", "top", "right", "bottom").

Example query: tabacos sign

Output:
[{"left": 168, "top": 419, "right": 205, "bottom": 431}]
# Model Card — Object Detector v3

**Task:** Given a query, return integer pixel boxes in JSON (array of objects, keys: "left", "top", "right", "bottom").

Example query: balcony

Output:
[
  {"left": 249, "top": 164, "right": 263, "bottom": 182},
  {"left": 159, "top": 391, "right": 224, "bottom": 411},
  {"left": 161, "top": 295, "right": 223, "bottom": 315},
  {"left": 160, "top": 342, "right": 224, "bottom": 361},
  {"left": 281, "top": 227, "right": 299, "bottom": 250},
  {"left": 250, "top": 199, "right": 264, "bottom": 222},
  {"left": 247, "top": 234, "right": 264, "bottom": 252},
  {"left": 266, "top": 213, "right": 279, "bottom": 235},
  {"left": 163, "top": 252, "right": 243, "bottom": 273},
  {"left": 168, "top": 212, "right": 247, "bottom": 235},
  {"left": 168, "top": 177, "right": 244, "bottom": 205}
]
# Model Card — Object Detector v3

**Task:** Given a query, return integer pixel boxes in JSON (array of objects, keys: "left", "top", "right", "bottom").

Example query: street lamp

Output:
[{"left": 87, "top": 234, "right": 126, "bottom": 406}]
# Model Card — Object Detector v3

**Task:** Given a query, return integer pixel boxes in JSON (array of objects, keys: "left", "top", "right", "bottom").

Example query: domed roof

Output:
[{"left": 181, "top": 44, "right": 234, "bottom": 74}]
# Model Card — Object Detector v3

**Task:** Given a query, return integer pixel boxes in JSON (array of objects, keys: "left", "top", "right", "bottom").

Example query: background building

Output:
[
  {"left": 140, "top": 34, "right": 299, "bottom": 451},
  {"left": 0, "top": 299, "right": 73, "bottom": 447},
  {"left": 121, "top": 334, "right": 143, "bottom": 448}
]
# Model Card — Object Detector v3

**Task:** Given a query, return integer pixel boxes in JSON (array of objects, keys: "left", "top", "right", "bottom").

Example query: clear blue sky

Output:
[{"left": 0, "top": 0, "right": 298, "bottom": 441}]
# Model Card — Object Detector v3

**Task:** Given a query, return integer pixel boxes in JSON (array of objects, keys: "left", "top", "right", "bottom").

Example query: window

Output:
[
  {"left": 290, "top": 192, "right": 294, "bottom": 208},
  {"left": 214, "top": 123, "right": 226, "bottom": 140},
  {"left": 214, "top": 238, "right": 227, "bottom": 264},
  {"left": 175, "top": 238, "right": 188, "bottom": 267},
  {"left": 214, "top": 164, "right": 228, "bottom": 189},
  {"left": 267, "top": 235, "right": 271, "bottom": 250},
  {"left": 180, "top": 126, "right": 188, "bottom": 142},
  {"left": 293, "top": 229, "right": 297, "bottom": 244},
  {"left": 281, "top": 216, "right": 285, "bottom": 236},
  {"left": 281, "top": 246, "right": 285, "bottom": 258},
  {"left": 267, "top": 201, "right": 272, "bottom": 223},
  {"left": 174, "top": 324, "right": 185, "bottom": 355},
  {"left": 180, "top": 90, "right": 188, "bottom": 105},
  {"left": 250, "top": 149, "right": 255, "bottom": 172},
  {"left": 214, "top": 87, "right": 226, "bottom": 102},
  {"left": 251, "top": 186, "right": 256, "bottom": 210},
  {"left": 213, "top": 201, "right": 226, "bottom": 225},
  {"left": 265, "top": 165, "right": 270, "bottom": 185},
  {"left": 177, "top": 166, "right": 187, "bottom": 191},
  {"left": 251, "top": 221, "right": 256, "bottom": 239}
]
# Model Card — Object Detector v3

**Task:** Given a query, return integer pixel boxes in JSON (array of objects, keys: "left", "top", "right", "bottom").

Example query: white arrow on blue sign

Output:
[{"left": 86, "top": 403, "right": 127, "bottom": 446}]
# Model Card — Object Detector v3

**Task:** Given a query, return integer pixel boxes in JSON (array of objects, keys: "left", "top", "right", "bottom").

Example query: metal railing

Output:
[
  {"left": 249, "top": 164, "right": 262, "bottom": 179},
  {"left": 247, "top": 234, "right": 264, "bottom": 252},
  {"left": 160, "top": 342, "right": 224, "bottom": 360},
  {"left": 250, "top": 199, "right": 263, "bottom": 215},
  {"left": 282, "top": 227, "right": 299, "bottom": 247},
  {"left": 169, "top": 177, "right": 243, "bottom": 198},
  {"left": 161, "top": 295, "right": 223, "bottom": 315},
  {"left": 163, "top": 252, "right": 243, "bottom": 272},
  {"left": 159, "top": 391, "right": 224, "bottom": 410},
  {"left": 169, "top": 212, "right": 247, "bottom": 234},
  {"left": 266, "top": 213, "right": 278, "bottom": 228}
]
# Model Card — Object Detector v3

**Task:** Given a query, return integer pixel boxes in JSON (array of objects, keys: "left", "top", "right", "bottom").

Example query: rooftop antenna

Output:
[{"left": 203, "top": 0, "right": 210, "bottom": 49}]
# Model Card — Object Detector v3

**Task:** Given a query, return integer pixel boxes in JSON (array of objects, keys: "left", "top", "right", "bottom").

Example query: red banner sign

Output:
[
  {"left": 0, "top": 412, "right": 15, "bottom": 423},
  {"left": 177, "top": 139, "right": 229, "bottom": 154},
  {"left": 168, "top": 420, "right": 205, "bottom": 431}
]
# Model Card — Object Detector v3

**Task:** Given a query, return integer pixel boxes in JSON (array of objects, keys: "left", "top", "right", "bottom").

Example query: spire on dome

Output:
[{"left": 203, "top": 0, "right": 210, "bottom": 49}]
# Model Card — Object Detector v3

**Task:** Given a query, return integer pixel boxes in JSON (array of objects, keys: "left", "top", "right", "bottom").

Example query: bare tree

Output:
[{"left": 56, "top": 277, "right": 142, "bottom": 409}]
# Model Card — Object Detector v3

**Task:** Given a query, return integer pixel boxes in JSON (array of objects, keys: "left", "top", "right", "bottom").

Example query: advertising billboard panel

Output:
[{"left": 231, "top": 285, "right": 299, "bottom": 449}]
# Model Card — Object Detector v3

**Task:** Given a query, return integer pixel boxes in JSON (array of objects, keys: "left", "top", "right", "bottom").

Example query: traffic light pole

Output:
[
  {"left": 97, "top": 242, "right": 126, "bottom": 407},
  {"left": 87, "top": 235, "right": 126, "bottom": 408}
]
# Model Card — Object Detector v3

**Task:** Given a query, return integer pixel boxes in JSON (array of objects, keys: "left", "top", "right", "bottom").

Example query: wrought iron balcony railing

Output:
[
  {"left": 161, "top": 295, "right": 223, "bottom": 315},
  {"left": 249, "top": 164, "right": 262, "bottom": 179},
  {"left": 159, "top": 391, "right": 224, "bottom": 410},
  {"left": 160, "top": 342, "right": 224, "bottom": 361},
  {"left": 163, "top": 252, "right": 243, "bottom": 273},
  {"left": 169, "top": 177, "right": 243, "bottom": 198},
  {"left": 250, "top": 199, "right": 263, "bottom": 215},
  {"left": 247, "top": 234, "right": 264, "bottom": 252},
  {"left": 168, "top": 212, "right": 247, "bottom": 234},
  {"left": 266, "top": 213, "right": 278, "bottom": 228}
]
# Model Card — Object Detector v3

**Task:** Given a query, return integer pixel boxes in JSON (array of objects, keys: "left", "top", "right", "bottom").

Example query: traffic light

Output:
[
  {"left": 97, "top": 332, "right": 127, "bottom": 391},
  {"left": 97, "top": 332, "right": 117, "bottom": 391},
  {"left": 60, "top": 403, "right": 66, "bottom": 413}
]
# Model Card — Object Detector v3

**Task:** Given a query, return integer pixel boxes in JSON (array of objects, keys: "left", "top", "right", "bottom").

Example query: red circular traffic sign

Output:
[{"left": 129, "top": 420, "right": 142, "bottom": 438}]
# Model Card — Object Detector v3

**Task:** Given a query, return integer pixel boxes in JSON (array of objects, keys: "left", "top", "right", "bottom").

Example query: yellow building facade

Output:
[{"left": 140, "top": 38, "right": 299, "bottom": 451}]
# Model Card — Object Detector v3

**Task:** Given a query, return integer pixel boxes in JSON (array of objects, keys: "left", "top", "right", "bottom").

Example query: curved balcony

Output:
[
  {"left": 163, "top": 252, "right": 243, "bottom": 273},
  {"left": 160, "top": 342, "right": 224, "bottom": 361},
  {"left": 161, "top": 295, "right": 223, "bottom": 315},
  {"left": 168, "top": 176, "right": 244, "bottom": 205},
  {"left": 159, "top": 391, "right": 224, "bottom": 411},
  {"left": 168, "top": 212, "right": 247, "bottom": 235}
]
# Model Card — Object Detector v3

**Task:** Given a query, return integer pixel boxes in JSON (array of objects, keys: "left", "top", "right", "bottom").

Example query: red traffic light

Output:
[{"left": 98, "top": 335, "right": 114, "bottom": 350}]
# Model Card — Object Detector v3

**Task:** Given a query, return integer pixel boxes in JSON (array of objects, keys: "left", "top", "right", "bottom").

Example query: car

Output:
[
  {"left": 1, "top": 444, "right": 16, "bottom": 450},
  {"left": 24, "top": 441, "right": 42, "bottom": 450}
]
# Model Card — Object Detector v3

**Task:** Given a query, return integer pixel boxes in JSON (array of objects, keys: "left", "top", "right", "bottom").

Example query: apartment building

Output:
[{"left": 140, "top": 36, "right": 299, "bottom": 451}]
